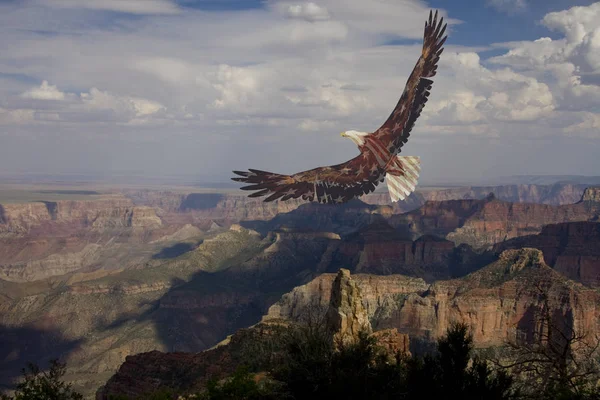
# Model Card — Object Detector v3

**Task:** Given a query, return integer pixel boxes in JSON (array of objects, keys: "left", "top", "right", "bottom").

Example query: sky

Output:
[{"left": 1, "top": 0, "right": 600, "bottom": 184}]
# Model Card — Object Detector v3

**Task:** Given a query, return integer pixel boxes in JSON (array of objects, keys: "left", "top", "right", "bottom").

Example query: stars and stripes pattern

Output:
[
  {"left": 386, "top": 156, "right": 421, "bottom": 202},
  {"left": 232, "top": 10, "right": 446, "bottom": 204}
]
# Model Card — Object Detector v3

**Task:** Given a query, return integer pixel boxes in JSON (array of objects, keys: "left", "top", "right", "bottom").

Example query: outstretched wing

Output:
[
  {"left": 373, "top": 10, "right": 447, "bottom": 153},
  {"left": 232, "top": 150, "right": 383, "bottom": 203}
]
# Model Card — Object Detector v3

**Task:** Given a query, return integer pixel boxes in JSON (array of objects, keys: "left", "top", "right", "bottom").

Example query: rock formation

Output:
[
  {"left": 390, "top": 191, "right": 599, "bottom": 249},
  {"left": 98, "top": 268, "right": 411, "bottom": 399},
  {"left": 325, "top": 268, "right": 372, "bottom": 346},
  {"left": 0, "top": 197, "right": 161, "bottom": 236},
  {"left": 125, "top": 183, "right": 589, "bottom": 218},
  {"left": 100, "top": 248, "right": 598, "bottom": 398},
  {"left": 495, "top": 221, "right": 600, "bottom": 287},
  {"left": 266, "top": 249, "right": 600, "bottom": 348}
]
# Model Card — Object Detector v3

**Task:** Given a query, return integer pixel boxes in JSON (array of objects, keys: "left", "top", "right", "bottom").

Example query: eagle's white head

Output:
[{"left": 341, "top": 130, "right": 368, "bottom": 146}]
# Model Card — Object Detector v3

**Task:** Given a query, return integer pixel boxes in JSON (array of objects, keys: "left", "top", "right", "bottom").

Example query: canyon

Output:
[
  {"left": 100, "top": 247, "right": 600, "bottom": 398},
  {"left": 0, "top": 183, "right": 599, "bottom": 397}
]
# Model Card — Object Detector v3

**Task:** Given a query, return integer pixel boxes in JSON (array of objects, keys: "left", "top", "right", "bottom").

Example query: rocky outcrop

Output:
[
  {"left": 0, "top": 202, "right": 53, "bottom": 235},
  {"left": 98, "top": 268, "right": 412, "bottom": 399},
  {"left": 96, "top": 325, "right": 264, "bottom": 400},
  {"left": 330, "top": 221, "right": 461, "bottom": 280},
  {"left": 495, "top": 222, "right": 600, "bottom": 287},
  {"left": 581, "top": 187, "right": 600, "bottom": 212},
  {"left": 390, "top": 192, "right": 598, "bottom": 250},
  {"left": 325, "top": 269, "right": 372, "bottom": 346},
  {"left": 447, "top": 199, "right": 595, "bottom": 249},
  {"left": 420, "top": 183, "right": 587, "bottom": 205},
  {"left": 581, "top": 187, "right": 600, "bottom": 203},
  {"left": 0, "top": 197, "right": 162, "bottom": 235},
  {"left": 264, "top": 273, "right": 429, "bottom": 325},
  {"left": 372, "top": 329, "right": 410, "bottom": 356},
  {"left": 389, "top": 195, "right": 494, "bottom": 240},
  {"left": 266, "top": 249, "right": 600, "bottom": 348}
]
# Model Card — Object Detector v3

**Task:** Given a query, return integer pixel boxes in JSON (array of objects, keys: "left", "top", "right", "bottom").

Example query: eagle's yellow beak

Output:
[{"left": 340, "top": 132, "right": 346, "bottom": 137}]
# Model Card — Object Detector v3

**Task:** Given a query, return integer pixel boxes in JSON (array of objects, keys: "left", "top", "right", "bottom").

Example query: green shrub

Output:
[{"left": 1, "top": 360, "right": 83, "bottom": 400}]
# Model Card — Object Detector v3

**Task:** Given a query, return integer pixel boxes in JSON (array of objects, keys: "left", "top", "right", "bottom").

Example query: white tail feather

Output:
[{"left": 386, "top": 156, "right": 421, "bottom": 202}]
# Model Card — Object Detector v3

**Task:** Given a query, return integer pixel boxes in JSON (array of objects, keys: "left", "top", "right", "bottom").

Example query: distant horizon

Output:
[{"left": 1, "top": 171, "right": 600, "bottom": 190}]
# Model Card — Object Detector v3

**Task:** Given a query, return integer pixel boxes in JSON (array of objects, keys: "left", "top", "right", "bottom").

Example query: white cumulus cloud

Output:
[
  {"left": 21, "top": 81, "right": 66, "bottom": 101},
  {"left": 278, "top": 2, "right": 331, "bottom": 22}
]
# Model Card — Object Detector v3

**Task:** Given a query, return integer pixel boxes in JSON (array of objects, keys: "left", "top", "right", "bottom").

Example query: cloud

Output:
[
  {"left": 21, "top": 80, "right": 66, "bottom": 100},
  {"left": 564, "top": 111, "right": 600, "bottom": 137},
  {"left": 80, "top": 88, "right": 164, "bottom": 118},
  {"left": 212, "top": 65, "right": 261, "bottom": 110},
  {"left": 36, "top": 0, "right": 181, "bottom": 15},
  {"left": 9, "top": 81, "right": 164, "bottom": 124},
  {"left": 0, "top": 108, "right": 35, "bottom": 124},
  {"left": 542, "top": 3, "right": 600, "bottom": 44},
  {"left": 423, "top": 51, "right": 555, "bottom": 135},
  {"left": 0, "top": 1, "right": 600, "bottom": 181},
  {"left": 489, "top": 3, "right": 600, "bottom": 119},
  {"left": 276, "top": 2, "right": 331, "bottom": 22},
  {"left": 486, "top": 0, "right": 527, "bottom": 14}
]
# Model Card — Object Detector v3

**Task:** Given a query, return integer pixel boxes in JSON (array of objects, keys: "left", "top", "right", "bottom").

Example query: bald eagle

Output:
[{"left": 233, "top": 10, "right": 447, "bottom": 204}]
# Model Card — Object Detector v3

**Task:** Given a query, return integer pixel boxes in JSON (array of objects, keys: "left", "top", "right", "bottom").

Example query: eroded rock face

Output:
[
  {"left": 447, "top": 200, "right": 595, "bottom": 249},
  {"left": 266, "top": 249, "right": 600, "bottom": 348},
  {"left": 263, "top": 273, "right": 429, "bottom": 325},
  {"left": 126, "top": 184, "right": 589, "bottom": 218},
  {"left": 325, "top": 269, "right": 372, "bottom": 346},
  {"left": 582, "top": 187, "right": 600, "bottom": 210},
  {"left": 334, "top": 221, "right": 458, "bottom": 280},
  {"left": 372, "top": 329, "right": 410, "bottom": 356},
  {"left": 387, "top": 188, "right": 600, "bottom": 250},
  {"left": 0, "top": 197, "right": 162, "bottom": 236},
  {"left": 495, "top": 222, "right": 600, "bottom": 287},
  {"left": 421, "top": 184, "right": 587, "bottom": 205}
]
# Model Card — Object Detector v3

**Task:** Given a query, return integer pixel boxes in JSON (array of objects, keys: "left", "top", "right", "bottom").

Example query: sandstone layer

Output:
[
  {"left": 391, "top": 192, "right": 599, "bottom": 249},
  {"left": 265, "top": 249, "right": 600, "bottom": 347},
  {"left": 495, "top": 221, "right": 600, "bottom": 287}
]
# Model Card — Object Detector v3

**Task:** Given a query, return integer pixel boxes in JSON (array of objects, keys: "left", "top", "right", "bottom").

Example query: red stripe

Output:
[
  {"left": 387, "top": 180, "right": 401, "bottom": 199},
  {"left": 395, "top": 177, "right": 412, "bottom": 195},
  {"left": 366, "top": 137, "right": 391, "bottom": 167},
  {"left": 390, "top": 180, "right": 406, "bottom": 197},
  {"left": 399, "top": 160, "right": 420, "bottom": 181},
  {"left": 387, "top": 179, "right": 404, "bottom": 199},
  {"left": 402, "top": 168, "right": 419, "bottom": 182}
]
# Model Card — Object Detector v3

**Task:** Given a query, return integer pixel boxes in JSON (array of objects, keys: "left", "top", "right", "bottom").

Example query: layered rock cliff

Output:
[
  {"left": 419, "top": 183, "right": 587, "bottom": 205},
  {"left": 0, "top": 197, "right": 162, "bottom": 236},
  {"left": 125, "top": 183, "right": 589, "bottom": 219},
  {"left": 495, "top": 222, "right": 600, "bottom": 287},
  {"left": 391, "top": 192, "right": 598, "bottom": 249},
  {"left": 265, "top": 249, "right": 600, "bottom": 347}
]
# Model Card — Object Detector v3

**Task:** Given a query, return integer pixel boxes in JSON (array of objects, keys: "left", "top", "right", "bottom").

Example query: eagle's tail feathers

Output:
[{"left": 386, "top": 156, "right": 421, "bottom": 202}]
